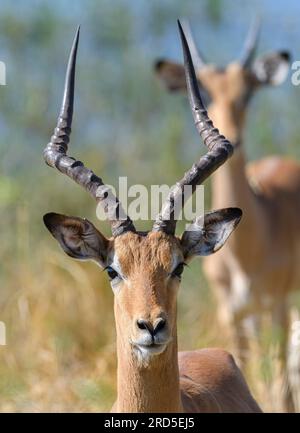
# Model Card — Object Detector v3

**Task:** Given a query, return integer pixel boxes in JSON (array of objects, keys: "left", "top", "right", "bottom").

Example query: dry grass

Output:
[{"left": 0, "top": 246, "right": 117, "bottom": 412}]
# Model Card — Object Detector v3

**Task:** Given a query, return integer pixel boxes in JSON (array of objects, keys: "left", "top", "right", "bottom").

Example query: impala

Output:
[
  {"left": 43, "top": 23, "right": 261, "bottom": 413},
  {"left": 155, "top": 20, "right": 300, "bottom": 410}
]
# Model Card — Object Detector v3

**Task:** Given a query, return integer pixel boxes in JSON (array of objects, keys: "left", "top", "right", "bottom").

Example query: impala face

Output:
[
  {"left": 111, "top": 231, "right": 182, "bottom": 362},
  {"left": 195, "top": 63, "right": 257, "bottom": 144},
  {"left": 155, "top": 20, "right": 290, "bottom": 144},
  {"left": 44, "top": 208, "right": 241, "bottom": 365},
  {"left": 43, "top": 23, "right": 242, "bottom": 367},
  {"left": 198, "top": 63, "right": 255, "bottom": 106}
]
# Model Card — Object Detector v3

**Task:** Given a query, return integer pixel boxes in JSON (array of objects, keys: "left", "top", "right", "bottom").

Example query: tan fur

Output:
[{"left": 108, "top": 232, "right": 261, "bottom": 412}]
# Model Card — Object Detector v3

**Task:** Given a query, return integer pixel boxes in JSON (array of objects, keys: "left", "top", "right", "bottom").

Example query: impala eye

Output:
[
  {"left": 106, "top": 266, "right": 119, "bottom": 281},
  {"left": 171, "top": 262, "right": 186, "bottom": 279}
]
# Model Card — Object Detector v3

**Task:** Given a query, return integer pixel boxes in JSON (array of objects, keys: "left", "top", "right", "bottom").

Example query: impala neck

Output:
[
  {"left": 115, "top": 326, "right": 182, "bottom": 412},
  {"left": 208, "top": 102, "right": 266, "bottom": 260},
  {"left": 209, "top": 102, "right": 253, "bottom": 209},
  {"left": 211, "top": 146, "right": 254, "bottom": 211}
]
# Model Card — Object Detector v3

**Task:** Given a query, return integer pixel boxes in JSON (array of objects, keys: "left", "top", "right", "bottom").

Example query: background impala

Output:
[{"left": 0, "top": 0, "right": 299, "bottom": 413}]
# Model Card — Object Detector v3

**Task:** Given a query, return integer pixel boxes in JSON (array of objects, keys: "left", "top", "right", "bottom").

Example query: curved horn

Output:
[
  {"left": 181, "top": 19, "right": 206, "bottom": 70},
  {"left": 43, "top": 27, "right": 136, "bottom": 237},
  {"left": 153, "top": 20, "right": 233, "bottom": 235},
  {"left": 240, "top": 17, "right": 261, "bottom": 69}
]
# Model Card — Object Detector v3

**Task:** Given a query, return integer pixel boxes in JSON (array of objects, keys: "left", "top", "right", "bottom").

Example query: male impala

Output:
[
  {"left": 155, "top": 20, "right": 300, "bottom": 409},
  {"left": 42, "top": 24, "right": 261, "bottom": 412}
]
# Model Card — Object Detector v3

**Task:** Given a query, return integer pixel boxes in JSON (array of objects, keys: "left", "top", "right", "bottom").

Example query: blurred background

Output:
[{"left": 0, "top": 0, "right": 299, "bottom": 412}]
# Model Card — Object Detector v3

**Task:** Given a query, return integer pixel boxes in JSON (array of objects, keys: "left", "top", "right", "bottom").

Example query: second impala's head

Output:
[
  {"left": 43, "top": 22, "right": 242, "bottom": 367},
  {"left": 155, "top": 19, "right": 291, "bottom": 144}
]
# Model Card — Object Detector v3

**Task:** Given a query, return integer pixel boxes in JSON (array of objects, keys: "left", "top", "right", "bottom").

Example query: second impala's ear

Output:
[
  {"left": 154, "top": 58, "right": 211, "bottom": 106},
  {"left": 43, "top": 213, "right": 109, "bottom": 267},
  {"left": 154, "top": 59, "right": 187, "bottom": 92},
  {"left": 180, "top": 208, "right": 242, "bottom": 259},
  {"left": 251, "top": 51, "right": 291, "bottom": 86}
]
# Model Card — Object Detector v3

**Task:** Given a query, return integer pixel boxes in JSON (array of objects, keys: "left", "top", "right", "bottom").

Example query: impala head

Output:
[
  {"left": 155, "top": 18, "right": 291, "bottom": 144},
  {"left": 43, "top": 23, "right": 242, "bottom": 367}
]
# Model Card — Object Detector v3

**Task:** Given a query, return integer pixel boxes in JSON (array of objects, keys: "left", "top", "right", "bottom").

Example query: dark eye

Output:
[
  {"left": 106, "top": 266, "right": 119, "bottom": 280},
  {"left": 171, "top": 262, "right": 186, "bottom": 279}
]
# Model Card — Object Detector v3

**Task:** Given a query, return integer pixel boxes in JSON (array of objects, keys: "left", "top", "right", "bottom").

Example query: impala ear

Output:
[
  {"left": 154, "top": 59, "right": 187, "bottom": 92},
  {"left": 43, "top": 213, "right": 109, "bottom": 267},
  {"left": 181, "top": 208, "right": 242, "bottom": 259},
  {"left": 154, "top": 58, "right": 211, "bottom": 106},
  {"left": 251, "top": 51, "right": 291, "bottom": 86}
]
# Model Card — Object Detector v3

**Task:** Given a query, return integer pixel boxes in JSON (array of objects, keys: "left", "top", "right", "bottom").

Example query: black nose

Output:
[{"left": 136, "top": 318, "right": 166, "bottom": 336}]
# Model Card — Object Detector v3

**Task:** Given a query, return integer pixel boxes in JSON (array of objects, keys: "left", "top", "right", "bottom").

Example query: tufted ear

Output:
[
  {"left": 251, "top": 51, "right": 291, "bottom": 86},
  {"left": 180, "top": 208, "right": 242, "bottom": 259},
  {"left": 43, "top": 212, "right": 109, "bottom": 267}
]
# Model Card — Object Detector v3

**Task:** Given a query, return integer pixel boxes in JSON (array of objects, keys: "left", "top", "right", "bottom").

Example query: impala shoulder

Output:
[
  {"left": 179, "top": 349, "right": 262, "bottom": 413},
  {"left": 246, "top": 156, "right": 300, "bottom": 196},
  {"left": 178, "top": 348, "right": 241, "bottom": 385}
]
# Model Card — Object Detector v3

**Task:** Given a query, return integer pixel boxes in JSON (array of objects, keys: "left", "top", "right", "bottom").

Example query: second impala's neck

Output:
[
  {"left": 208, "top": 102, "right": 266, "bottom": 259},
  {"left": 115, "top": 328, "right": 182, "bottom": 413},
  {"left": 208, "top": 101, "right": 254, "bottom": 210},
  {"left": 211, "top": 147, "right": 254, "bottom": 211}
]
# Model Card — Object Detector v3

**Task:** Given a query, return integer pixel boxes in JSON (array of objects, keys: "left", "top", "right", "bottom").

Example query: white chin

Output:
[{"left": 134, "top": 344, "right": 167, "bottom": 364}]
